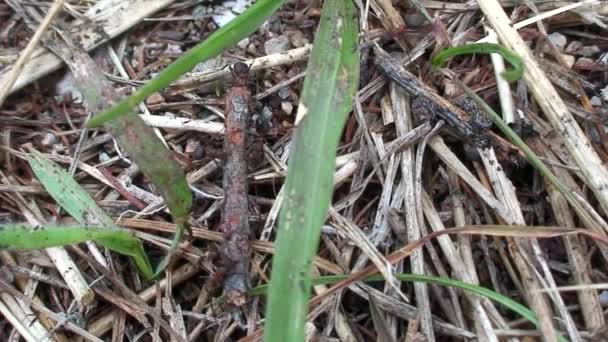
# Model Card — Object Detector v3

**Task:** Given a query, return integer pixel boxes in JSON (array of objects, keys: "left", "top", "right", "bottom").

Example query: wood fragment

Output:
[
  {"left": 374, "top": 45, "right": 491, "bottom": 145},
  {"left": 219, "top": 62, "right": 253, "bottom": 305}
]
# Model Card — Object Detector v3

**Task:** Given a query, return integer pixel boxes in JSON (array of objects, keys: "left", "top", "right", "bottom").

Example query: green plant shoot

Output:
[
  {"left": 263, "top": 0, "right": 359, "bottom": 341},
  {"left": 0, "top": 224, "right": 154, "bottom": 280},
  {"left": 432, "top": 43, "right": 523, "bottom": 82},
  {"left": 255, "top": 273, "right": 566, "bottom": 342},
  {"left": 86, "top": 0, "right": 285, "bottom": 127}
]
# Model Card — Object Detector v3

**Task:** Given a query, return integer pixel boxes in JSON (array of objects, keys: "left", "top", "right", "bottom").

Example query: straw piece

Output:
[{"left": 477, "top": 0, "right": 608, "bottom": 216}]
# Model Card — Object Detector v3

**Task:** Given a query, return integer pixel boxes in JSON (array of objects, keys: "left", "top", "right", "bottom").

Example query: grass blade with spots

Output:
[
  {"left": 263, "top": 1, "right": 359, "bottom": 341},
  {"left": 27, "top": 150, "right": 114, "bottom": 227},
  {"left": 0, "top": 224, "right": 154, "bottom": 280},
  {"left": 86, "top": 0, "right": 285, "bottom": 128},
  {"left": 26, "top": 150, "right": 154, "bottom": 278},
  {"left": 104, "top": 114, "right": 192, "bottom": 277}
]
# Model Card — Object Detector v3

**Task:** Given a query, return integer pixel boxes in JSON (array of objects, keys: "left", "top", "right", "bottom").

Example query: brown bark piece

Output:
[{"left": 220, "top": 62, "right": 252, "bottom": 305}]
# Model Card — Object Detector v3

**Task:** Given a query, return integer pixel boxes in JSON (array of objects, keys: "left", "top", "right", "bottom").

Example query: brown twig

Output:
[
  {"left": 98, "top": 167, "right": 147, "bottom": 210},
  {"left": 220, "top": 62, "right": 253, "bottom": 305}
]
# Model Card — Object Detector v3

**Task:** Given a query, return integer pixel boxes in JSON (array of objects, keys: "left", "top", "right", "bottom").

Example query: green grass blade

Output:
[
  {"left": 102, "top": 114, "right": 192, "bottom": 277},
  {"left": 263, "top": 0, "right": 360, "bottom": 341},
  {"left": 0, "top": 224, "right": 154, "bottom": 280},
  {"left": 86, "top": 0, "right": 285, "bottom": 128},
  {"left": 95, "top": 232, "right": 154, "bottom": 280},
  {"left": 25, "top": 150, "right": 154, "bottom": 279},
  {"left": 431, "top": 43, "right": 524, "bottom": 82},
  {"left": 0, "top": 224, "right": 108, "bottom": 248},
  {"left": 26, "top": 150, "right": 114, "bottom": 227},
  {"left": 255, "top": 273, "right": 567, "bottom": 342}
]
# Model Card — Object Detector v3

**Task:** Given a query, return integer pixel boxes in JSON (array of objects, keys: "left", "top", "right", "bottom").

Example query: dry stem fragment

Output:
[{"left": 220, "top": 62, "right": 253, "bottom": 305}]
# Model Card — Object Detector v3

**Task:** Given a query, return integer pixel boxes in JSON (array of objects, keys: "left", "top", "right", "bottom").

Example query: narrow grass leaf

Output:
[
  {"left": 254, "top": 273, "right": 567, "bottom": 342},
  {"left": 26, "top": 150, "right": 155, "bottom": 279},
  {"left": 27, "top": 150, "right": 114, "bottom": 227},
  {"left": 432, "top": 43, "right": 524, "bottom": 82},
  {"left": 103, "top": 114, "right": 192, "bottom": 277},
  {"left": 86, "top": 0, "right": 285, "bottom": 127},
  {"left": 264, "top": 1, "right": 359, "bottom": 341},
  {"left": 0, "top": 224, "right": 154, "bottom": 280}
]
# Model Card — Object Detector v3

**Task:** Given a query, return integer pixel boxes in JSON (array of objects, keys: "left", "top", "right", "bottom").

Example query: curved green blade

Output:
[
  {"left": 256, "top": 273, "right": 567, "bottom": 342},
  {"left": 0, "top": 224, "right": 154, "bottom": 280},
  {"left": 432, "top": 43, "right": 523, "bottom": 82}
]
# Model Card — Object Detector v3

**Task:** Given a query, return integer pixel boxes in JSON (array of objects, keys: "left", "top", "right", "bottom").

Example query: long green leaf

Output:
[
  {"left": 86, "top": 0, "right": 285, "bottom": 127},
  {"left": 0, "top": 224, "right": 154, "bottom": 280},
  {"left": 263, "top": 1, "right": 359, "bottom": 341},
  {"left": 102, "top": 114, "right": 192, "bottom": 278},
  {"left": 257, "top": 273, "right": 567, "bottom": 342}
]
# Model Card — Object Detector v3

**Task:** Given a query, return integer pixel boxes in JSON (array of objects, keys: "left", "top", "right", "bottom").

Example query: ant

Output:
[
  {"left": 221, "top": 61, "right": 254, "bottom": 88},
  {"left": 230, "top": 62, "right": 252, "bottom": 88}
]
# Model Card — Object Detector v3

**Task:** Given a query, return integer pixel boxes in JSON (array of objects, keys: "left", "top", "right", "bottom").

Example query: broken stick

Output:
[{"left": 220, "top": 62, "right": 252, "bottom": 305}]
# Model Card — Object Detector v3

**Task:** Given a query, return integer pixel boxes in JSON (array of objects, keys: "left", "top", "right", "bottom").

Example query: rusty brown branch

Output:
[{"left": 220, "top": 62, "right": 253, "bottom": 305}]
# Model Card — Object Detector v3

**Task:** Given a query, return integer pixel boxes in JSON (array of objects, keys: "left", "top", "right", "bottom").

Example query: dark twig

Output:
[
  {"left": 220, "top": 62, "right": 253, "bottom": 305},
  {"left": 373, "top": 45, "right": 485, "bottom": 143}
]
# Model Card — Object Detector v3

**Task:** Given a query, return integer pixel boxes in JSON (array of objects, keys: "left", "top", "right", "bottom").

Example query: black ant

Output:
[{"left": 221, "top": 61, "right": 253, "bottom": 88}]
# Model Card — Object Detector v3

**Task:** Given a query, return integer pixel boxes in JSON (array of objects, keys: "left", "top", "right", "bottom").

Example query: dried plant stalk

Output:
[
  {"left": 0, "top": 0, "right": 65, "bottom": 106},
  {"left": 220, "top": 63, "right": 253, "bottom": 305},
  {"left": 0, "top": 0, "right": 176, "bottom": 94},
  {"left": 477, "top": 0, "right": 608, "bottom": 216}
]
